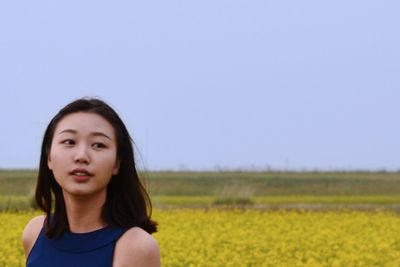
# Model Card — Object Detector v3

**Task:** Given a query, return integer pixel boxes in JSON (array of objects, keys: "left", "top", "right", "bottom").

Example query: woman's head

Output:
[
  {"left": 36, "top": 98, "right": 157, "bottom": 238},
  {"left": 47, "top": 111, "right": 120, "bottom": 199}
]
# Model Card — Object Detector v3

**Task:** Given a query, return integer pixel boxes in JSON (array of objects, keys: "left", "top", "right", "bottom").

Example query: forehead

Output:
[{"left": 54, "top": 112, "right": 115, "bottom": 137}]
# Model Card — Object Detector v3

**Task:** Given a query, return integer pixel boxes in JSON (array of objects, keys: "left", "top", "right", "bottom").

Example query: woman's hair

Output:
[{"left": 35, "top": 97, "right": 157, "bottom": 238}]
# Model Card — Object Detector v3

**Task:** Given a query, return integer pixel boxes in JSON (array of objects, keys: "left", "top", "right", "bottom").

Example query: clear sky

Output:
[{"left": 1, "top": 1, "right": 399, "bottom": 171}]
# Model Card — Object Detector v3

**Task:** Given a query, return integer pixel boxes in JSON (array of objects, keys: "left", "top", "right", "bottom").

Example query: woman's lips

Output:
[
  {"left": 70, "top": 169, "right": 93, "bottom": 182},
  {"left": 71, "top": 174, "right": 92, "bottom": 182}
]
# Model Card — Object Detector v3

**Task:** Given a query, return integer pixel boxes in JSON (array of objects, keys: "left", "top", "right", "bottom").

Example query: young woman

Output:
[{"left": 22, "top": 98, "right": 160, "bottom": 267}]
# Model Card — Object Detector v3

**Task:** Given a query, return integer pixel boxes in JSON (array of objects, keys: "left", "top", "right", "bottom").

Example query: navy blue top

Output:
[{"left": 27, "top": 226, "right": 128, "bottom": 267}]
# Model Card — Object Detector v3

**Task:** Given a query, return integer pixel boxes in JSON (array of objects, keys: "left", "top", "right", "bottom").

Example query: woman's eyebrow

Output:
[
  {"left": 58, "top": 129, "right": 77, "bottom": 135},
  {"left": 91, "top": 132, "right": 112, "bottom": 140},
  {"left": 58, "top": 129, "right": 112, "bottom": 140}
]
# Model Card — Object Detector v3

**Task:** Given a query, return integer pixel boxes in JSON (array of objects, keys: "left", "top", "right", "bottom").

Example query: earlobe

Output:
[
  {"left": 112, "top": 160, "right": 120, "bottom": 175},
  {"left": 47, "top": 155, "right": 53, "bottom": 170}
]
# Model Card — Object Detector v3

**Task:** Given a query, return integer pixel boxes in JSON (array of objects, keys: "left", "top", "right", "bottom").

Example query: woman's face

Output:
[{"left": 47, "top": 112, "right": 120, "bottom": 196}]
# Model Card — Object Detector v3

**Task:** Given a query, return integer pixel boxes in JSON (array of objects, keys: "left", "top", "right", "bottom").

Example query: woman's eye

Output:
[
  {"left": 62, "top": 139, "right": 75, "bottom": 145},
  {"left": 93, "top": 143, "right": 106, "bottom": 149}
]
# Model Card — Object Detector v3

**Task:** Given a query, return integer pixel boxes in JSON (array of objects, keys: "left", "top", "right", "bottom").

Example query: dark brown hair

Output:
[{"left": 35, "top": 97, "right": 157, "bottom": 238}]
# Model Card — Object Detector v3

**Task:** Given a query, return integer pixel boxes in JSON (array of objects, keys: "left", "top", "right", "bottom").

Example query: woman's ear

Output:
[
  {"left": 47, "top": 155, "right": 53, "bottom": 170},
  {"left": 112, "top": 159, "right": 120, "bottom": 175}
]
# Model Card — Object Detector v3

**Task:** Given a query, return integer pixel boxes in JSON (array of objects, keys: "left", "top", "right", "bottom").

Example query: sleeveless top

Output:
[{"left": 27, "top": 226, "right": 129, "bottom": 267}]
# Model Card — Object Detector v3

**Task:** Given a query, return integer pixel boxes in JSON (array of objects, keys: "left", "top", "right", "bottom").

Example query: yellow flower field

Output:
[{"left": 1, "top": 209, "right": 400, "bottom": 266}]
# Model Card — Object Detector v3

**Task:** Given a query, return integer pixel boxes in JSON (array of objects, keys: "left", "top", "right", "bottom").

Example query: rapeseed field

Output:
[{"left": 1, "top": 209, "right": 400, "bottom": 266}]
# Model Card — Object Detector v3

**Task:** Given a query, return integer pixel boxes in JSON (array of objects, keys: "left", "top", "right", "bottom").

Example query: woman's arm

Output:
[
  {"left": 22, "top": 215, "right": 45, "bottom": 258},
  {"left": 114, "top": 227, "right": 160, "bottom": 267}
]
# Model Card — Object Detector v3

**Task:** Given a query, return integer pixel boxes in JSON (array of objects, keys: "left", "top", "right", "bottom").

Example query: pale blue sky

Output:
[{"left": 1, "top": 1, "right": 399, "bottom": 171}]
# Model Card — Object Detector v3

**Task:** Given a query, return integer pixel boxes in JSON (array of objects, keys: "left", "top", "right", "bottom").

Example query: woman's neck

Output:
[{"left": 63, "top": 190, "right": 107, "bottom": 233}]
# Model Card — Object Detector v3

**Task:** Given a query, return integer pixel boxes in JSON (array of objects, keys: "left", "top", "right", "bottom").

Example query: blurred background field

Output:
[
  {"left": 2, "top": 169, "right": 400, "bottom": 211},
  {"left": 4, "top": 209, "right": 400, "bottom": 267},
  {"left": 3, "top": 169, "right": 400, "bottom": 266}
]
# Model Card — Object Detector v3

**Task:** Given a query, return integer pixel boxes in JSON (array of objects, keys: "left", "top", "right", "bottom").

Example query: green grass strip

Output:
[{"left": 153, "top": 195, "right": 400, "bottom": 206}]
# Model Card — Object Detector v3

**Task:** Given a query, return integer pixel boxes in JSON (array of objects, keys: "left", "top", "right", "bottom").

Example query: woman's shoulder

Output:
[
  {"left": 22, "top": 215, "right": 45, "bottom": 258},
  {"left": 113, "top": 226, "right": 160, "bottom": 267}
]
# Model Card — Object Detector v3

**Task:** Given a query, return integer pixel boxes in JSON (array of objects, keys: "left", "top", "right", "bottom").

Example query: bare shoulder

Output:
[
  {"left": 114, "top": 227, "right": 160, "bottom": 267},
  {"left": 22, "top": 215, "right": 45, "bottom": 258}
]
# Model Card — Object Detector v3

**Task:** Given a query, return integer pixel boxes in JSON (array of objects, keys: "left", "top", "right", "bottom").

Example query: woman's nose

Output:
[{"left": 74, "top": 145, "right": 90, "bottom": 164}]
